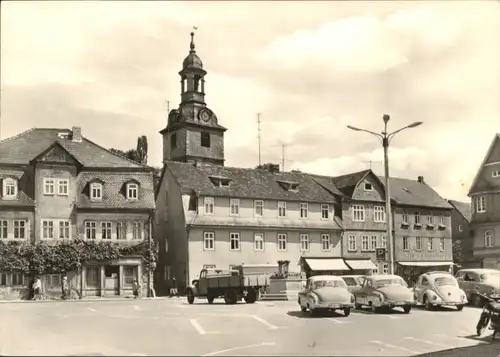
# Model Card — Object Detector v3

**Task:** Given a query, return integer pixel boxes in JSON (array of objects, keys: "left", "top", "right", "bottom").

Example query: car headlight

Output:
[
  {"left": 432, "top": 295, "right": 438, "bottom": 301},
  {"left": 461, "top": 294, "right": 466, "bottom": 301},
  {"left": 350, "top": 294, "right": 355, "bottom": 303}
]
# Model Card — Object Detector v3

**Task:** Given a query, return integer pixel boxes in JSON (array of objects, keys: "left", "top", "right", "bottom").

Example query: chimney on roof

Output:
[
  {"left": 72, "top": 126, "right": 82, "bottom": 143},
  {"left": 417, "top": 176, "right": 425, "bottom": 184}
]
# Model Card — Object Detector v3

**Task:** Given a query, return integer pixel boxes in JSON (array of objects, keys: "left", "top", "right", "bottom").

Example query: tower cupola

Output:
[{"left": 179, "top": 32, "right": 206, "bottom": 105}]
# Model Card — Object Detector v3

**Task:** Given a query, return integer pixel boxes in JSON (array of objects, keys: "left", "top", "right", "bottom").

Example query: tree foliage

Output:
[
  {"left": 136, "top": 135, "right": 148, "bottom": 165},
  {"left": 109, "top": 134, "right": 149, "bottom": 165},
  {"left": 452, "top": 239, "right": 463, "bottom": 265},
  {"left": 0, "top": 240, "right": 157, "bottom": 276},
  {"left": 256, "top": 163, "right": 280, "bottom": 173}
]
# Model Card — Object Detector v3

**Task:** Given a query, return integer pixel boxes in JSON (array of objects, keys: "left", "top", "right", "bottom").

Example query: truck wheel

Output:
[
  {"left": 244, "top": 289, "right": 257, "bottom": 304},
  {"left": 224, "top": 289, "right": 237, "bottom": 305},
  {"left": 186, "top": 290, "right": 195, "bottom": 305},
  {"left": 207, "top": 295, "right": 215, "bottom": 304}
]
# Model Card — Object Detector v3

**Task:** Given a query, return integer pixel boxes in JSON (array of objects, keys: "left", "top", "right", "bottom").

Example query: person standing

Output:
[
  {"left": 132, "top": 279, "right": 141, "bottom": 299},
  {"left": 170, "top": 277, "right": 179, "bottom": 298},
  {"left": 32, "top": 277, "right": 42, "bottom": 300},
  {"left": 61, "top": 276, "right": 69, "bottom": 300}
]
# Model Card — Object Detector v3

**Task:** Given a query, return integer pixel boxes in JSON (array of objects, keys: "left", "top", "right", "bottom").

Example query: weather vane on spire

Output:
[{"left": 190, "top": 26, "right": 198, "bottom": 52}]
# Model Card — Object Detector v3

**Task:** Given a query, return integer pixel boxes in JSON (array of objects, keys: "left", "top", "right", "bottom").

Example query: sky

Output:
[{"left": 1, "top": 1, "right": 499, "bottom": 202}]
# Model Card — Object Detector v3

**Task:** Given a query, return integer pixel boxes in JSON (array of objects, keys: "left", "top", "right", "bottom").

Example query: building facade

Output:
[
  {"left": 469, "top": 134, "right": 500, "bottom": 269},
  {"left": 0, "top": 127, "right": 155, "bottom": 299},
  {"left": 155, "top": 163, "right": 346, "bottom": 291},
  {"left": 389, "top": 176, "right": 454, "bottom": 282},
  {"left": 329, "top": 170, "right": 387, "bottom": 274},
  {"left": 154, "top": 31, "right": 461, "bottom": 294},
  {"left": 448, "top": 199, "right": 477, "bottom": 268}
]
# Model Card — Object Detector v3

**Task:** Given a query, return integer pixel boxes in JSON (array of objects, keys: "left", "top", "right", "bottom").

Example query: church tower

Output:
[{"left": 160, "top": 32, "right": 226, "bottom": 166}]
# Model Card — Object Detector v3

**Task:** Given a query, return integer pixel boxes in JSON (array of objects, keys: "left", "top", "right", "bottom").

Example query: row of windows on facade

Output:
[
  {"left": 0, "top": 178, "right": 140, "bottom": 200},
  {"left": 398, "top": 210, "right": 448, "bottom": 226},
  {"left": 203, "top": 198, "right": 334, "bottom": 219},
  {"left": 401, "top": 236, "right": 446, "bottom": 252},
  {"left": 202, "top": 232, "right": 334, "bottom": 252},
  {"left": 202, "top": 198, "right": 450, "bottom": 225},
  {"left": 204, "top": 198, "right": 387, "bottom": 221},
  {"left": 0, "top": 220, "right": 145, "bottom": 240}
]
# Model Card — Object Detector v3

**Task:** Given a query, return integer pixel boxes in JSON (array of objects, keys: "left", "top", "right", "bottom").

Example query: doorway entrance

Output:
[{"left": 104, "top": 265, "right": 120, "bottom": 295}]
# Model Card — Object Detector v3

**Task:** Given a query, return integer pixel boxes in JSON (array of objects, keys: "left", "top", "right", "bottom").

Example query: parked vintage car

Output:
[
  {"left": 341, "top": 275, "right": 366, "bottom": 293},
  {"left": 413, "top": 271, "right": 467, "bottom": 311},
  {"left": 354, "top": 274, "right": 415, "bottom": 313},
  {"left": 456, "top": 269, "right": 500, "bottom": 307},
  {"left": 298, "top": 275, "right": 355, "bottom": 316}
]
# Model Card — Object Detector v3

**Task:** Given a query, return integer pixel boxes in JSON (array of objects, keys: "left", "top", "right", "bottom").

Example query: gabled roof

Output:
[
  {"left": 304, "top": 174, "right": 345, "bottom": 197},
  {"left": 448, "top": 200, "right": 472, "bottom": 222},
  {"left": 468, "top": 133, "right": 500, "bottom": 196},
  {"left": 331, "top": 169, "right": 385, "bottom": 198},
  {"left": 378, "top": 176, "right": 452, "bottom": 209},
  {"left": 166, "top": 161, "right": 337, "bottom": 203},
  {"left": 0, "top": 128, "right": 148, "bottom": 169},
  {"left": 76, "top": 172, "right": 155, "bottom": 210}
]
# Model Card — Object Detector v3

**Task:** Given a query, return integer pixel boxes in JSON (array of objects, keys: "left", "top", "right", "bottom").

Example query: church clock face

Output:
[{"left": 198, "top": 108, "right": 212, "bottom": 122}]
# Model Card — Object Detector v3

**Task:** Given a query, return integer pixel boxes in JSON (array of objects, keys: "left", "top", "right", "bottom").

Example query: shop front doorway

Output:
[{"left": 104, "top": 265, "right": 120, "bottom": 295}]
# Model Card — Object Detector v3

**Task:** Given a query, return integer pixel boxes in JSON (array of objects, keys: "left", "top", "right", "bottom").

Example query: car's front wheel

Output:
[
  {"left": 403, "top": 305, "right": 412, "bottom": 314},
  {"left": 423, "top": 295, "right": 434, "bottom": 310},
  {"left": 343, "top": 307, "right": 351, "bottom": 317},
  {"left": 456, "top": 304, "right": 464, "bottom": 311}
]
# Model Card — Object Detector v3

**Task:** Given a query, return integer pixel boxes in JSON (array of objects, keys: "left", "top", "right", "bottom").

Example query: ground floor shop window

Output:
[
  {"left": 45, "top": 274, "right": 61, "bottom": 288},
  {"left": 86, "top": 266, "right": 99, "bottom": 288},
  {"left": 0, "top": 272, "right": 26, "bottom": 286},
  {"left": 123, "top": 266, "right": 137, "bottom": 286},
  {"left": 0, "top": 273, "right": 7, "bottom": 286}
]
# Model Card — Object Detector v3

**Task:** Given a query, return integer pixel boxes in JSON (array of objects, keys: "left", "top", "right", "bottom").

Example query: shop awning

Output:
[
  {"left": 345, "top": 259, "right": 377, "bottom": 270},
  {"left": 398, "top": 261, "right": 453, "bottom": 267},
  {"left": 305, "top": 258, "right": 350, "bottom": 271}
]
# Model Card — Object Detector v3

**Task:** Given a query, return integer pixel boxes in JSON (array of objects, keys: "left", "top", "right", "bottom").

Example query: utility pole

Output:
[
  {"left": 257, "top": 113, "right": 262, "bottom": 166},
  {"left": 347, "top": 115, "right": 423, "bottom": 275},
  {"left": 281, "top": 144, "right": 286, "bottom": 172}
]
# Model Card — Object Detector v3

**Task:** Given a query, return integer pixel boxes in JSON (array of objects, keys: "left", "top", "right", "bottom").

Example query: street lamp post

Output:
[{"left": 347, "top": 115, "right": 422, "bottom": 275}]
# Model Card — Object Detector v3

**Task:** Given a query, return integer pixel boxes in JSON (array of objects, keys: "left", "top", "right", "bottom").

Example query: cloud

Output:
[{"left": 1, "top": 1, "right": 499, "bottom": 202}]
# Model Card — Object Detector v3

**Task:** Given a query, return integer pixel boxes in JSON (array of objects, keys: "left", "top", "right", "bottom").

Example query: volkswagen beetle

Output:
[
  {"left": 354, "top": 274, "right": 415, "bottom": 313},
  {"left": 298, "top": 275, "right": 354, "bottom": 316},
  {"left": 413, "top": 271, "right": 467, "bottom": 311}
]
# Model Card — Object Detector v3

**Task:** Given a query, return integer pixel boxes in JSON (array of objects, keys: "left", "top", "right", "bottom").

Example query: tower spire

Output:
[{"left": 190, "top": 32, "right": 196, "bottom": 53}]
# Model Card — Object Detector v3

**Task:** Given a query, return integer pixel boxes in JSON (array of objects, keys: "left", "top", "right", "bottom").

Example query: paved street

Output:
[{"left": 1, "top": 298, "right": 499, "bottom": 356}]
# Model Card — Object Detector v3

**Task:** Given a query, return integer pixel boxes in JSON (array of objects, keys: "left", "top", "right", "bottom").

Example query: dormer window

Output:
[
  {"left": 126, "top": 183, "right": 139, "bottom": 200},
  {"left": 90, "top": 182, "right": 103, "bottom": 201},
  {"left": 277, "top": 180, "right": 299, "bottom": 192},
  {"left": 2, "top": 178, "right": 17, "bottom": 198},
  {"left": 209, "top": 176, "right": 231, "bottom": 187},
  {"left": 364, "top": 182, "right": 373, "bottom": 191}
]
